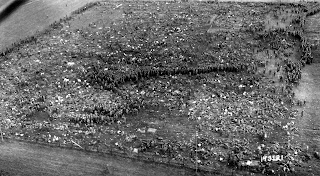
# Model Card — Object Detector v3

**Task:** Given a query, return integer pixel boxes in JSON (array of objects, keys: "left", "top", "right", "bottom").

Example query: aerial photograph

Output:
[{"left": 0, "top": 0, "right": 320, "bottom": 175}]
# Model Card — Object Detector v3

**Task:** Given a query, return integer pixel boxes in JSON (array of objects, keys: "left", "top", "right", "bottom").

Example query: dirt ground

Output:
[
  {"left": 0, "top": 140, "right": 193, "bottom": 176},
  {"left": 292, "top": 63, "right": 320, "bottom": 176},
  {"left": 293, "top": 64, "right": 320, "bottom": 147}
]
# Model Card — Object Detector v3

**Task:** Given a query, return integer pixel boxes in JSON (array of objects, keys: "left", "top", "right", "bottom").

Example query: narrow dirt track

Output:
[{"left": 0, "top": 140, "right": 190, "bottom": 176}]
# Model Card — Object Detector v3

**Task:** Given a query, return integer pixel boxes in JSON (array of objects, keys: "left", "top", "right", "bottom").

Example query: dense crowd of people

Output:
[{"left": 0, "top": 1, "right": 319, "bottom": 175}]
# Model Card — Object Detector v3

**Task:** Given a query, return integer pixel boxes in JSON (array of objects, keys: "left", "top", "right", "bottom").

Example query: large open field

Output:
[{"left": 1, "top": 0, "right": 320, "bottom": 175}]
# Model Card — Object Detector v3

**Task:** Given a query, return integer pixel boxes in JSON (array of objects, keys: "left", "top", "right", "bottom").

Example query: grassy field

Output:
[
  {"left": 0, "top": 0, "right": 98, "bottom": 51},
  {"left": 0, "top": 139, "right": 195, "bottom": 176},
  {"left": 0, "top": 0, "right": 10, "bottom": 7},
  {"left": 0, "top": 0, "right": 319, "bottom": 175}
]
